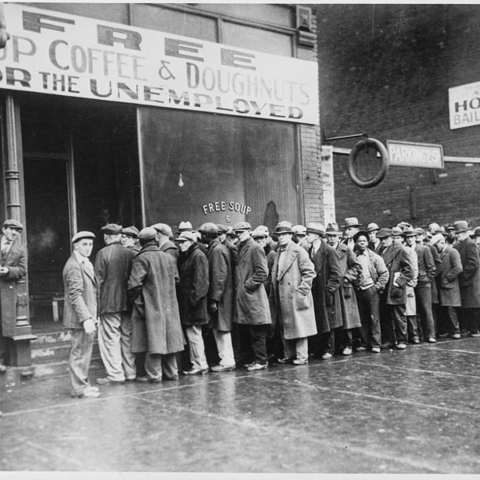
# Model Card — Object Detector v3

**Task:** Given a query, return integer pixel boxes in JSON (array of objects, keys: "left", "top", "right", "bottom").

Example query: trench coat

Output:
[
  {"left": 454, "top": 237, "right": 480, "bottom": 308},
  {"left": 379, "top": 243, "right": 414, "bottom": 305},
  {"left": 177, "top": 243, "right": 209, "bottom": 326},
  {"left": 234, "top": 237, "right": 271, "bottom": 326},
  {"left": 206, "top": 239, "right": 233, "bottom": 332},
  {"left": 94, "top": 241, "right": 135, "bottom": 314},
  {"left": 334, "top": 243, "right": 362, "bottom": 330},
  {"left": 62, "top": 254, "right": 97, "bottom": 329},
  {"left": 310, "top": 241, "right": 342, "bottom": 334},
  {"left": 438, "top": 245, "right": 463, "bottom": 307},
  {"left": 0, "top": 235, "right": 27, "bottom": 337},
  {"left": 270, "top": 241, "right": 317, "bottom": 340},
  {"left": 128, "top": 243, "right": 184, "bottom": 354}
]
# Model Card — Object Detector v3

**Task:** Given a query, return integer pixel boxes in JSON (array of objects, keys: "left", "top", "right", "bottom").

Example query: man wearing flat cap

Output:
[
  {"left": 233, "top": 221, "right": 272, "bottom": 372},
  {"left": 151, "top": 223, "right": 179, "bottom": 261},
  {"left": 95, "top": 224, "right": 137, "bottom": 385},
  {"left": 454, "top": 220, "right": 480, "bottom": 336},
  {"left": 0, "top": 219, "right": 27, "bottom": 372},
  {"left": 128, "top": 227, "right": 184, "bottom": 381},
  {"left": 121, "top": 226, "right": 140, "bottom": 253},
  {"left": 63, "top": 231, "right": 99, "bottom": 398},
  {"left": 305, "top": 222, "right": 341, "bottom": 359}
]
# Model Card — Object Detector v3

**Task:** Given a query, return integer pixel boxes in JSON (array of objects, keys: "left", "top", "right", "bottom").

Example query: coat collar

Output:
[
  {"left": 276, "top": 241, "right": 299, "bottom": 281},
  {"left": 381, "top": 243, "right": 402, "bottom": 265},
  {"left": 72, "top": 253, "right": 97, "bottom": 284}
]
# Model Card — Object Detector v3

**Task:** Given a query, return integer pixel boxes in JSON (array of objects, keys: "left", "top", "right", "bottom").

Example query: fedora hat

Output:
[
  {"left": 252, "top": 228, "right": 268, "bottom": 239},
  {"left": 454, "top": 220, "right": 469, "bottom": 233},
  {"left": 326, "top": 222, "right": 340, "bottom": 235},
  {"left": 367, "top": 222, "right": 379, "bottom": 233},
  {"left": 430, "top": 233, "right": 445, "bottom": 246},
  {"left": 306, "top": 222, "right": 325, "bottom": 236},
  {"left": 473, "top": 227, "right": 480, "bottom": 237},
  {"left": 275, "top": 221, "right": 294, "bottom": 235},
  {"left": 391, "top": 226, "right": 403, "bottom": 236},
  {"left": 377, "top": 228, "right": 393, "bottom": 239},
  {"left": 402, "top": 227, "right": 416, "bottom": 237},
  {"left": 341, "top": 217, "right": 362, "bottom": 228},
  {"left": 292, "top": 225, "right": 307, "bottom": 235},
  {"left": 233, "top": 221, "right": 251, "bottom": 233}
]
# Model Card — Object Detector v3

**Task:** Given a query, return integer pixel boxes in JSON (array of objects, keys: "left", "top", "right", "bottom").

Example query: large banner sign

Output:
[
  {"left": 0, "top": 4, "right": 319, "bottom": 124},
  {"left": 449, "top": 81, "right": 480, "bottom": 130}
]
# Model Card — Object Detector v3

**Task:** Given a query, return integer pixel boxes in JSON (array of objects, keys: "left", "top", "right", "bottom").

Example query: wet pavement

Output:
[{"left": 2, "top": 337, "right": 480, "bottom": 473}]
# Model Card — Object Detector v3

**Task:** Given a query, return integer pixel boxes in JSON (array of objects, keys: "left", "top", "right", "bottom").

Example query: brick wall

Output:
[{"left": 314, "top": 4, "right": 480, "bottom": 229}]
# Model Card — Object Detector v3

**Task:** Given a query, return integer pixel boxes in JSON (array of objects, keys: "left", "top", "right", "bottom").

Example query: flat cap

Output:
[
  {"left": 198, "top": 222, "right": 218, "bottom": 235},
  {"left": 177, "top": 231, "right": 196, "bottom": 242},
  {"left": 138, "top": 227, "right": 157, "bottom": 242},
  {"left": 72, "top": 231, "right": 95, "bottom": 243},
  {"left": 233, "top": 221, "right": 251, "bottom": 232},
  {"left": 122, "top": 226, "right": 139, "bottom": 238},
  {"left": 367, "top": 222, "right": 379, "bottom": 233},
  {"left": 101, "top": 223, "right": 122, "bottom": 235},
  {"left": 402, "top": 227, "right": 416, "bottom": 237},
  {"left": 3, "top": 219, "right": 23, "bottom": 230},
  {"left": 392, "top": 226, "right": 403, "bottom": 236},
  {"left": 252, "top": 228, "right": 268, "bottom": 239},
  {"left": 256, "top": 225, "right": 269, "bottom": 235},
  {"left": 306, "top": 222, "right": 325, "bottom": 236},
  {"left": 216, "top": 224, "right": 229, "bottom": 234},
  {"left": 151, "top": 223, "right": 172, "bottom": 236},
  {"left": 377, "top": 228, "right": 393, "bottom": 239},
  {"left": 275, "top": 221, "right": 294, "bottom": 235},
  {"left": 414, "top": 228, "right": 426, "bottom": 236}
]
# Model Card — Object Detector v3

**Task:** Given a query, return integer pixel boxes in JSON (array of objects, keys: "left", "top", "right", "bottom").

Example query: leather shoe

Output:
[
  {"left": 211, "top": 364, "right": 236, "bottom": 372},
  {"left": 395, "top": 343, "right": 407, "bottom": 350},
  {"left": 371, "top": 347, "right": 381, "bottom": 353},
  {"left": 293, "top": 358, "right": 308, "bottom": 365},
  {"left": 183, "top": 367, "right": 209, "bottom": 375},
  {"left": 0, "top": 364, "right": 6, "bottom": 373},
  {"left": 246, "top": 362, "right": 267, "bottom": 372},
  {"left": 135, "top": 376, "right": 150, "bottom": 383},
  {"left": 71, "top": 389, "right": 100, "bottom": 399},
  {"left": 428, "top": 337, "right": 437, "bottom": 343},
  {"left": 277, "top": 357, "right": 295, "bottom": 364},
  {"left": 342, "top": 347, "right": 353, "bottom": 356},
  {"left": 243, "top": 361, "right": 256, "bottom": 369},
  {"left": 96, "top": 377, "right": 125, "bottom": 385}
]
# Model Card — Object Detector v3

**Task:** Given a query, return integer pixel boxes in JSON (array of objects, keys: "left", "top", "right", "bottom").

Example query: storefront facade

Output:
[{"left": 0, "top": 3, "right": 323, "bottom": 365}]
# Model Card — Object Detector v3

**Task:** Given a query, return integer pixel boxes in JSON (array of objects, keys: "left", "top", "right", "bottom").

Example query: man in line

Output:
[
  {"left": 199, "top": 223, "right": 236, "bottom": 372},
  {"left": 353, "top": 231, "right": 389, "bottom": 353},
  {"left": 342, "top": 217, "right": 362, "bottom": 251},
  {"left": 128, "top": 227, "right": 184, "bottom": 382},
  {"left": 121, "top": 226, "right": 140, "bottom": 253},
  {"left": 367, "top": 223, "right": 381, "bottom": 252},
  {"left": 95, "top": 224, "right": 137, "bottom": 385},
  {"left": 63, "top": 231, "right": 99, "bottom": 398},
  {"left": 152, "top": 223, "right": 179, "bottom": 260},
  {"left": 233, "top": 222, "right": 272, "bottom": 372},
  {"left": 270, "top": 221, "right": 316, "bottom": 365},
  {"left": 0, "top": 219, "right": 26, "bottom": 373}
]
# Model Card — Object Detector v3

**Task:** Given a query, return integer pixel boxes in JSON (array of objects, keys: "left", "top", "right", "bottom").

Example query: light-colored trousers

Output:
[
  {"left": 185, "top": 325, "right": 209, "bottom": 370},
  {"left": 213, "top": 329, "right": 235, "bottom": 366},
  {"left": 69, "top": 328, "right": 95, "bottom": 395},
  {"left": 145, "top": 353, "right": 178, "bottom": 380},
  {"left": 98, "top": 312, "right": 136, "bottom": 381},
  {"left": 282, "top": 337, "right": 308, "bottom": 362}
]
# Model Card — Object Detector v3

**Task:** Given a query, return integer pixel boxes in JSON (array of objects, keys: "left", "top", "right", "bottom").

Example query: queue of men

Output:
[{"left": 54, "top": 216, "right": 480, "bottom": 398}]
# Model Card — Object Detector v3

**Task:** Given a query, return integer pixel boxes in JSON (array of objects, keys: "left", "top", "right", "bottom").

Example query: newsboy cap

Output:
[
  {"left": 367, "top": 222, "right": 379, "bottom": 233},
  {"left": 151, "top": 223, "right": 172, "bottom": 236},
  {"left": 216, "top": 224, "right": 229, "bottom": 234},
  {"left": 2, "top": 219, "right": 23, "bottom": 231},
  {"left": 101, "top": 223, "right": 122, "bottom": 235},
  {"left": 306, "top": 222, "right": 325, "bottom": 236},
  {"left": 177, "top": 231, "right": 197, "bottom": 242},
  {"left": 414, "top": 228, "right": 426, "bottom": 236},
  {"left": 138, "top": 227, "right": 157, "bottom": 242},
  {"left": 251, "top": 228, "right": 268, "bottom": 239},
  {"left": 377, "top": 228, "right": 393, "bottom": 239},
  {"left": 198, "top": 222, "right": 218, "bottom": 235},
  {"left": 275, "top": 221, "right": 294, "bottom": 235},
  {"left": 72, "top": 231, "right": 95, "bottom": 243},
  {"left": 233, "top": 222, "right": 251, "bottom": 232},
  {"left": 402, "top": 227, "right": 416, "bottom": 237},
  {"left": 122, "top": 226, "right": 139, "bottom": 238},
  {"left": 391, "top": 226, "right": 403, "bottom": 236},
  {"left": 454, "top": 221, "right": 469, "bottom": 233},
  {"left": 341, "top": 217, "right": 362, "bottom": 228}
]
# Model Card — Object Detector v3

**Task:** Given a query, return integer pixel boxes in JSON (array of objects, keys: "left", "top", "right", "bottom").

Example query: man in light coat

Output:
[
  {"left": 233, "top": 221, "right": 272, "bottom": 372},
  {"left": 63, "top": 231, "right": 99, "bottom": 398},
  {"left": 95, "top": 223, "right": 136, "bottom": 385},
  {"left": 270, "top": 221, "right": 317, "bottom": 365}
]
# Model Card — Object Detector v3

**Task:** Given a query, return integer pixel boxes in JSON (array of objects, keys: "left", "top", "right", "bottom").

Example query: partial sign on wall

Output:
[
  {"left": 449, "top": 81, "right": 480, "bottom": 130},
  {"left": 387, "top": 140, "right": 444, "bottom": 169},
  {"left": 0, "top": 4, "right": 319, "bottom": 124}
]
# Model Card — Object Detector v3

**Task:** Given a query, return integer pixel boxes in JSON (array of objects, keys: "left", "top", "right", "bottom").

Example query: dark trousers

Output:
[
  {"left": 381, "top": 295, "right": 407, "bottom": 346},
  {"left": 318, "top": 330, "right": 334, "bottom": 355},
  {"left": 390, "top": 304, "right": 408, "bottom": 345},
  {"left": 407, "top": 316, "right": 420, "bottom": 342},
  {"left": 248, "top": 324, "right": 268, "bottom": 365},
  {"left": 415, "top": 283, "right": 436, "bottom": 339},
  {"left": 356, "top": 286, "right": 381, "bottom": 349},
  {"left": 441, "top": 306, "right": 460, "bottom": 334},
  {"left": 462, "top": 308, "right": 480, "bottom": 334}
]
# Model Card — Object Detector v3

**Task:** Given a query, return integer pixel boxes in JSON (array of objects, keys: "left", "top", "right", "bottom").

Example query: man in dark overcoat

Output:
[
  {"left": 0, "top": 219, "right": 26, "bottom": 372},
  {"left": 199, "top": 223, "right": 235, "bottom": 372},
  {"left": 233, "top": 221, "right": 272, "bottom": 372},
  {"left": 453, "top": 220, "right": 480, "bottom": 336},
  {"left": 128, "top": 227, "right": 184, "bottom": 382},
  {"left": 305, "top": 222, "right": 341, "bottom": 359},
  {"left": 325, "top": 222, "right": 362, "bottom": 356},
  {"left": 63, "top": 231, "right": 99, "bottom": 398},
  {"left": 431, "top": 233, "right": 462, "bottom": 338},
  {"left": 177, "top": 230, "right": 210, "bottom": 375},
  {"left": 95, "top": 223, "right": 136, "bottom": 385},
  {"left": 377, "top": 228, "right": 414, "bottom": 349},
  {"left": 270, "top": 221, "right": 316, "bottom": 365}
]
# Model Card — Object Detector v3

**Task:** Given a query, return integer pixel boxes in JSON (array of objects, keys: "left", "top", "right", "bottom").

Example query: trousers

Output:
[{"left": 69, "top": 328, "right": 95, "bottom": 396}]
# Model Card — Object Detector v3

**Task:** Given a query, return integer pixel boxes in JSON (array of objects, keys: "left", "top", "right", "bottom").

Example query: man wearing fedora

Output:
[
  {"left": 270, "top": 221, "right": 317, "bottom": 365},
  {"left": 342, "top": 217, "right": 362, "bottom": 251},
  {"left": 63, "top": 231, "right": 100, "bottom": 398},
  {"left": 233, "top": 221, "right": 271, "bottom": 371},
  {"left": 377, "top": 227, "right": 414, "bottom": 349},
  {"left": 402, "top": 227, "right": 420, "bottom": 344},
  {"left": 0, "top": 219, "right": 27, "bottom": 372},
  {"left": 95, "top": 224, "right": 137, "bottom": 385},
  {"left": 326, "top": 222, "right": 362, "bottom": 355},
  {"left": 454, "top": 220, "right": 480, "bottom": 336},
  {"left": 305, "top": 222, "right": 341, "bottom": 359}
]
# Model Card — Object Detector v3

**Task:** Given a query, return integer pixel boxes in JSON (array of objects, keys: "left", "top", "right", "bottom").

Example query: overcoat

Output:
[
  {"left": 270, "top": 241, "right": 317, "bottom": 340},
  {"left": 159, "top": 239, "right": 179, "bottom": 261},
  {"left": 128, "top": 244, "right": 184, "bottom": 354},
  {"left": 177, "top": 243, "right": 209, "bottom": 326},
  {"left": 0, "top": 235, "right": 27, "bottom": 337},
  {"left": 379, "top": 243, "right": 414, "bottom": 305},
  {"left": 404, "top": 246, "right": 418, "bottom": 316},
  {"left": 429, "top": 244, "right": 443, "bottom": 304},
  {"left": 454, "top": 237, "right": 480, "bottom": 308},
  {"left": 310, "top": 241, "right": 342, "bottom": 334},
  {"left": 333, "top": 243, "right": 362, "bottom": 330},
  {"left": 438, "top": 245, "right": 463, "bottom": 307},
  {"left": 234, "top": 237, "right": 271, "bottom": 326},
  {"left": 206, "top": 239, "right": 233, "bottom": 332},
  {"left": 62, "top": 254, "right": 97, "bottom": 330},
  {"left": 94, "top": 241, "right": 135, "bottom": 314}
]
